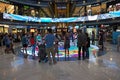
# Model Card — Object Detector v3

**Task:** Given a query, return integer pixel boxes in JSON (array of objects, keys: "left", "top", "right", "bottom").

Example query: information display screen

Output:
[{"left": 3, "top": 11, "right": 120, "bottom": 23}]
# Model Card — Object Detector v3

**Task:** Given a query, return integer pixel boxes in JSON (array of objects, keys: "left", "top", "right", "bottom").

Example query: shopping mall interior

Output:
[{"left": 0, "top": 0, "right": 120, "bottom": 80}]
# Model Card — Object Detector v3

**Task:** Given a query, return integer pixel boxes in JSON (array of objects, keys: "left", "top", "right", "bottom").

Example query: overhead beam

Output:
[
  {"left": 79, "top": 6, "right": 84, "bottom": 16},
  {"left": 48, "top": 3, "right": 54, "bottom": 18},
  {"left": 40, "top": 7, "right": 50, "bottom": 17},
  {"left": 70, "top": 2, "right": 76, "bottom": 16},
  {"left": 76, "top": 0, "right": 109, "bottom": 7},
  {"left": 9, "top": 0, "right": 48, "bottom": 7},
  {"left": 9, "top": 0, "right": 50, "bottom": 17}
]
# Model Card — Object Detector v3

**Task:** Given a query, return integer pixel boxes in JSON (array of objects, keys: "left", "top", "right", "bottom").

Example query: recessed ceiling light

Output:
[{"left": 38, "top": 2, "right": 40, "bottom": 4}]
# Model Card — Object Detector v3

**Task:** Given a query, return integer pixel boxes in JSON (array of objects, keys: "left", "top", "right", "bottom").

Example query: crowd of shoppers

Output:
[{"left": 1, "top": 28, "right": 115, "bottom": 65}]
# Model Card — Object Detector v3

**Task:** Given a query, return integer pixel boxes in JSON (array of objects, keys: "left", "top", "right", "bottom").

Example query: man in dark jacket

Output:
[{"left": 77, "top": 29, "right": 87, "bottom": 60}]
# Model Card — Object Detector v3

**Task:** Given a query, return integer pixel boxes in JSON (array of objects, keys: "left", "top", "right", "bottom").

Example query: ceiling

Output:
[
  {"left": 0, "top": 0, "right": 120, "bottom": 27},
  {"left": 0, "top": 0, "right": 118, "bottom": 18},
  {"left": 9, "top": 0, "right": 112, "bottom": 17},
  {"left": 0, "top": 2, "right": 14, "bottom": 13}
]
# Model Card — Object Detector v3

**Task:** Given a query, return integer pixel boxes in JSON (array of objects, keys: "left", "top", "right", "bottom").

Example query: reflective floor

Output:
[
  {"left": 20, "top": 42, "right": 99, "bottom": 61},
  {"left": 0, "top": 42, "right": 120, "bottom": 80}
]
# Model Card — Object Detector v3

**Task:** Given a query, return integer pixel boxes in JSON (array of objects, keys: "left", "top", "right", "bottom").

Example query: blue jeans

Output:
[
  {"left": 32, "top": 44, "right": 36, "bottom": 55},
  {"left": 86, "top": 47, "right": 89, "bottom": 58}
]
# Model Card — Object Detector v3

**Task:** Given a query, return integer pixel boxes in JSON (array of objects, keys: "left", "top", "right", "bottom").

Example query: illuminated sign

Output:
[{"left": 3, "top": 11, "right": 120, "bottom": 23}]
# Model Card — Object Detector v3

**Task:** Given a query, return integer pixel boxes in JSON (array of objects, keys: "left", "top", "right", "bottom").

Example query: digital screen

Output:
[
  {"left": 88, "top": 15, "right": 98, "bottom": 21},
  {"left": 3, "top": 11, "right": 120, "bottom": 23}
]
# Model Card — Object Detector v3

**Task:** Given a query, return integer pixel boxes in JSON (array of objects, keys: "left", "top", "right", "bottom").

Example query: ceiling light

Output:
[
  {"left": 50, "top": 2, "right": 52, "bottom": 4},
  {"left": 83, "top": 0, "right": 86, "bottom": 3},
  {"left": 38, "top": 2, "right": 40, "bottom": 4}
]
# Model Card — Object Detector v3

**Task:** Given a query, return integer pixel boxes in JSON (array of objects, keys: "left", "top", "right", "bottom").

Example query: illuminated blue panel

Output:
[
  {"left": 40, "top": 18, "right": 52, "bottom": 22},
  {"left": 3, "top": 11, "right": 120, "bottom": 23},
  {"left": 109, "top": 11, "right": 120, "bottom": 17}
]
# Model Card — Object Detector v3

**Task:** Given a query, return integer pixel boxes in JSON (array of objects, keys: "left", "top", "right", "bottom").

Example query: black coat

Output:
[{"left": 86, "top": 37, "right": 90, "bottom": 48}]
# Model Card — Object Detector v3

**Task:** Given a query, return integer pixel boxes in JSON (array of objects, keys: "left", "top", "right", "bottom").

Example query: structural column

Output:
[
  {"left": 66, "top": 2, "right": 70, "bottom": 31},
  {"left": 54, "top": 3, "right": 57, "bottom": 17},
  {"left": 67, "top": 2, "right": 69, "bottom": 17}
]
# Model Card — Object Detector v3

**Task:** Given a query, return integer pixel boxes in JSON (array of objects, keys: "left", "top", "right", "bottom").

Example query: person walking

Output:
[{"left": 3, "top": 33, "right": 10, "bottom": 53}]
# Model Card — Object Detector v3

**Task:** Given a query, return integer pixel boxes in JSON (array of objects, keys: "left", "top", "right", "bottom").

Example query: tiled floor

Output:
[{"left": 0, "top": 42, "right": 120, "bottom": 80}]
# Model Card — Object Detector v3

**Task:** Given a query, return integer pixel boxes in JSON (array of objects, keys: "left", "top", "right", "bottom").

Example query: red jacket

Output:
[{"left": 30, "top": 37, "right": 35, "bottom": 45}]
